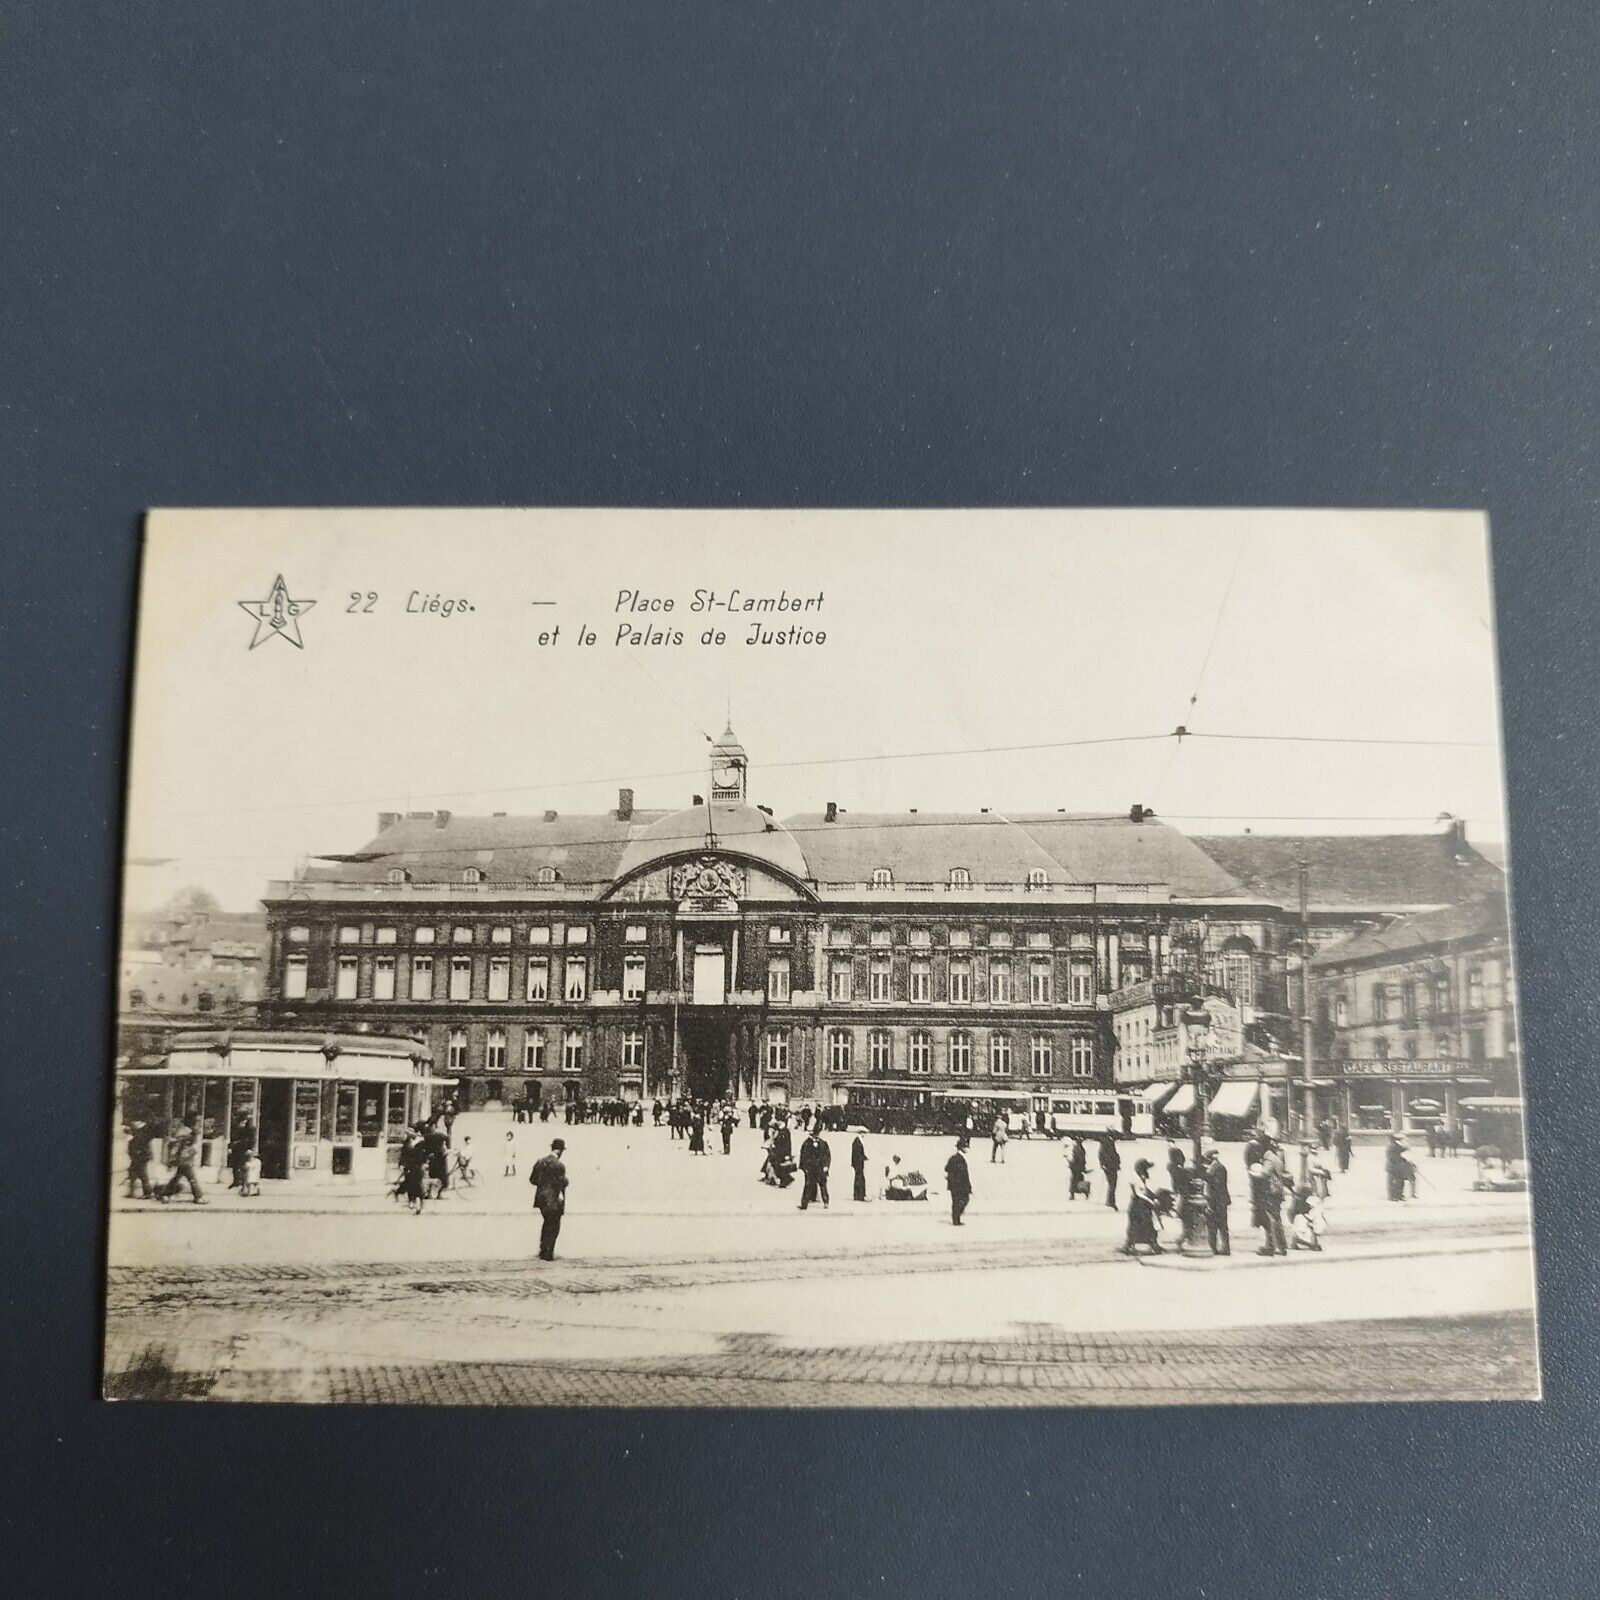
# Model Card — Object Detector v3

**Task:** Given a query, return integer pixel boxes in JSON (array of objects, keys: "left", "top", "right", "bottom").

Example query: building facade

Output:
[
  {"left": 117, "top": 903, "right": 267, "bottom": 1071},
  {"left": 256, "top": 730, "right": 1509, "bottom": 1125},
  {"left": 1309, "top": 895, "right": 1518, "bottom": 1137}
]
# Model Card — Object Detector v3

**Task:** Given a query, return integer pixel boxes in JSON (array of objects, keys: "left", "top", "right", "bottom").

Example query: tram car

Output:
[{"left": 1043, "top": 1090, "right": 1153, "bottom": 1140}]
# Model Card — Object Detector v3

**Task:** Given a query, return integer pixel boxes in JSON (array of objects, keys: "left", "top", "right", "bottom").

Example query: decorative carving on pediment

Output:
[{"left": 670, "top": 856, "right": 746, "bottom": 903}]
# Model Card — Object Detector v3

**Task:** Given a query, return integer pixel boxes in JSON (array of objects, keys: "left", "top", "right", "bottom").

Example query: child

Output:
[
  {"left": 1288, "top": 1181, "right": 1325, "bottom": 1250},
  {"left": 503, "top": 1128, "right": 517, "bottom": 1177},
  {"left": 241, "top": 1150, "right": 262, "bottom": 1198}
]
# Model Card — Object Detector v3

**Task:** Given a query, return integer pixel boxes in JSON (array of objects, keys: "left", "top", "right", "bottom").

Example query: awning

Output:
[
  {"left": 1459, "top": 1096, "right": 1524, "bottom": 1112},
  {"left": 1143, "top": 1081, "right": 1182, "bottom": 1109},
  {"left": 1208, "top": 1081, "right": 1261, "bottom": 1119},
  {"left": 1162, "top": 1084, "right": 1197, "bottom": 1116}
]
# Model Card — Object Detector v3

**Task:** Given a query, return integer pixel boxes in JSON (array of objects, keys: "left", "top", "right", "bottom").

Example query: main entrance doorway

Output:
[{"left": 680, "top": 1011, "right": 738, "bottom": 1102}]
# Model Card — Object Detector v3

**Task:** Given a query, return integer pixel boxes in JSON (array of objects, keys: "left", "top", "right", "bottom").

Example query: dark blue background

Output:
[{"left": 5, "top": 2, "right": 1598, "bottom": 1594}]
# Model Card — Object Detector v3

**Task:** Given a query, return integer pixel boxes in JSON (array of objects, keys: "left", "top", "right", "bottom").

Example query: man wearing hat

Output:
[
  {"left": 529, "top": 1138, "right": 570, "bottom": 1261},
  {"left": 1201, "top": 1147, "right": 1231, "bottom": 1256},
  {"left": 945, "top": 1136, "right": 973, "bottom": 1226}
]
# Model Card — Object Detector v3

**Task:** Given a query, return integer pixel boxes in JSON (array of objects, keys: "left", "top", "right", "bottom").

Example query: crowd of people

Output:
[
  {"left": 1111, "top": 1129, "right": 1335, "bottom": 1259},
  {"left": 392, "top": 1114, "right": 471, "bottom": 1214},
  {"left": 124, "top": 1087, "right": 1483, "bottom": 1278}
]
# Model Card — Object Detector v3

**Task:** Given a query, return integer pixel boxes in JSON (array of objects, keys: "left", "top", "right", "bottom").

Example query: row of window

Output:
[
  {"left": 295, "top": 922, "right": 600, "bottom": 947},
  {"left": 284, "top": 950, "right": 1100, "bottom": 1006},
  {"left": 819, "top": 955, "right": 1094, "bottom": 1004},
  {"left": 1330, "top": 969, "right": 1488, "bottom": 1027},
  {"left": 1329, "top": 1033, "right": 1484, "bottom": 1063},
  {"left": 863, "top": 867, "right": 1058, "bottom": 889},
  {"left": 822, "top": 1029, "right": 1096, "bottom": 1077},
  {"left": 442, "top": 1027, "right": 1097, "bottom": 1079},
  {"left": 453, "top": 1028, "right": 619, "bottom": 1076},
  {"left": 828, "top": 926, "right": 1076, "bottom": 947},
  {"left": 285, "top": 952, "right": 620, "bottom": 1003},
  {"left": 389, "top": 865, "right": 1060, "bottom": 891},
  {"left": 289, "top": 920, "right": 1138, "bottom": 952}
]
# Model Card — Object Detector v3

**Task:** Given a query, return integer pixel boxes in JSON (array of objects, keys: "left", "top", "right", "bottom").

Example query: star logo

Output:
[{"left": 238, "top": 575, "right": 315, "bottom": 649}]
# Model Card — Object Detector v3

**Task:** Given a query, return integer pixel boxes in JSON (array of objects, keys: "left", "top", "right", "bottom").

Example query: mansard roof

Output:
[
  {"left": 305, "top": 809, "right": 671, "bottom": 887},
  {"left": 291, "top": 803, "right": 1499, "bottom": 916},
  {"left": 1311, "top": 895, "right": 1510, "bottom": 969},
  {"left": 1190, "top": 832, "right": 1504, "bottom": 912},
  {"left": 787, "top": 811, "right": 1242, "bottom": 898}
]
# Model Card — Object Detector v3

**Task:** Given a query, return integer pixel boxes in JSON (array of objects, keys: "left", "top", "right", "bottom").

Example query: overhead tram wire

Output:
[
  {"left": 165, "top": 731, "right": 1175, "bottom": 819},
  {"left": 161, "top": 723, "right": 1492, "bottom": 822},
  {"left": 147, "top": 718, "right": 1499, "bottom": 866}
]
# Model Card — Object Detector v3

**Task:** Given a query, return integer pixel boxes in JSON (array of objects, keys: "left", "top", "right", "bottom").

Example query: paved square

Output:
[{"left": 105, "top": 1115, "right": 1538, "bottom": 1404}]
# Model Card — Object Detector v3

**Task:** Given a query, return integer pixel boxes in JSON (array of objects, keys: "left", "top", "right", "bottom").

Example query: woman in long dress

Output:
[
  {"left": 1118, "top": 1159, "right": 1165, "bottom": 1255},
  {"left": 398, "top": 1129, "right": 429, "bottom": 1214}
]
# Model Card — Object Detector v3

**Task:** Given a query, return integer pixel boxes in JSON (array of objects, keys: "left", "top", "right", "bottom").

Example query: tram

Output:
[{"left": 1042, "top": 1089, "right": 1153, "bottom": 1139}]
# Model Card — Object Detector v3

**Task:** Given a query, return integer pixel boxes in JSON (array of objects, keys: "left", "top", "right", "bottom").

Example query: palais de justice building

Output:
[{"left": 259, "top": 729, "right": 1507, "bottom": 1121}]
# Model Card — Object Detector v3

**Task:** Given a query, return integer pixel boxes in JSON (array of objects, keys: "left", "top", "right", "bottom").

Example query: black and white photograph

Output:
[{"left": 105, "top": 507, "right": 1537, "bottom": 1406}]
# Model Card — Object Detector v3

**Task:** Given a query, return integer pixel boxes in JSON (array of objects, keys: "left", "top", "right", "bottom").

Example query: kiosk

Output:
[{"left": 117, "top": 1029, "right": 456, "bottom": 1185}]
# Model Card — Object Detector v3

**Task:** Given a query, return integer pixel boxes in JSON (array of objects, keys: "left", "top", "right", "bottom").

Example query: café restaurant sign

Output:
[{"left": 1339, "top": 1058, "right": 1492, "bottom": 1078}]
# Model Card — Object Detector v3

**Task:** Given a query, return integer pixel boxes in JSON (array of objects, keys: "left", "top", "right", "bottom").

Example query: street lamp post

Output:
[{"left": 1180, "top": 1008, "right": 1214, "bottom": 1250}]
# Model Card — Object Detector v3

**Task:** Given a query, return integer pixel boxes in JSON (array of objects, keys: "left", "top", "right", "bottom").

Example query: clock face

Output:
[{"left": 713, "top": 762, "right": 740, "bottom": 787}]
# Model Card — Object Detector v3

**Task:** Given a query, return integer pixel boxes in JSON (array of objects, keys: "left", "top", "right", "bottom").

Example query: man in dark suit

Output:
[
  {"left": 945, "top": 1138, "right": 973, "bottom": 1225},
  {"left": 850, "top": 1134, "right": 868, "bottom": 1201},
  {"left": 1098, "top": 1131, "right": 1121, "bottom": 1210},
  {"left": 798, "top": 1128, "right": 831, "bottom": 1209},
  {"left": 529, "top": 1138, "right": 569, "bottom": 1260},
  {"left": 1202, "top": 1149, "right": 1232, "bottom": 1255}
]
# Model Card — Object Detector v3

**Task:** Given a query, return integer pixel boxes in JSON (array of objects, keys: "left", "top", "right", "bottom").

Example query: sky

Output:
[{"left": 123, "top": 508, "right": 1509, "bottom": 911}]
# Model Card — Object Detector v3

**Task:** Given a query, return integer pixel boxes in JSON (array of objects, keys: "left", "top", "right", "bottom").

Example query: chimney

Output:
[
  {"left": 377, "top": 811, "right": 400, "bottom": 832},
  {"left": 825, "top": 801, "right": 837, "bottom": 823},
  {"left": 434, "top": 809, "right": 452, "bottom": 828},
  {"left": 543, "top": 809, "right": 558, "bottom": 823},
  {"left": 1129, "top": 804, "right": 1151, "bottom": 824},
  {"left": 1446, "top": 816, "right": 1468, "bottom": 860}
]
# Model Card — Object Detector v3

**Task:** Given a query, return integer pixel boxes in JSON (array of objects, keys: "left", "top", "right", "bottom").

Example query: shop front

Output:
[
  {"left": 116, "top": 1029, "right": 455, "bottom": 1185},
  {"left": 1336, "top": 1058, "right": 1499, "bottom": 1137}
]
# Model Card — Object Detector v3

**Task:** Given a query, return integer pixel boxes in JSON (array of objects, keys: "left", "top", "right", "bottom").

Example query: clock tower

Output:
[{"left": 709, "top": 722, "right": 748, "bottom": 802}]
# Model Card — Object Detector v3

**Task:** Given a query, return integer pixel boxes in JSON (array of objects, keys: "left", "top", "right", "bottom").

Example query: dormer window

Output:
[
  {"left": 387, "top": 868, "right": 407, "bottom": 885},
  {"left": 1027, "top": 868, "right": 1048, "bottom": 888},
  {"left": 949, "top": 867, "right": 971, "bottom": 890},
  {"left": 462, "top": 867, "right": 482, "bottom": 885},
  {"left": 537, "top": 866, "right": 560, "bottom": 886},
  {"left": 871, "top": 867, "right": 893, "bottom": 889}
]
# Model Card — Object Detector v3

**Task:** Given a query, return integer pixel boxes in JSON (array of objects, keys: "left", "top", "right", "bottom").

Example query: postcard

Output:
[{"left": 106, "top": 509, "right": 1537, "bottom": 1404}]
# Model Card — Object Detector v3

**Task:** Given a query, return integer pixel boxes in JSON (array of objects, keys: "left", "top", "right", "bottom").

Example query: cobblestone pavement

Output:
[{"left": 106, "top": 1311, "right": 1536, "bottom": 1406}]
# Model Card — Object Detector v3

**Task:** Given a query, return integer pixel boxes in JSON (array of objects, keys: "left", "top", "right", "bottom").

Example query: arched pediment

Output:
[{"left": 601, "top": 848, "right": 816, "bottom": 905}]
